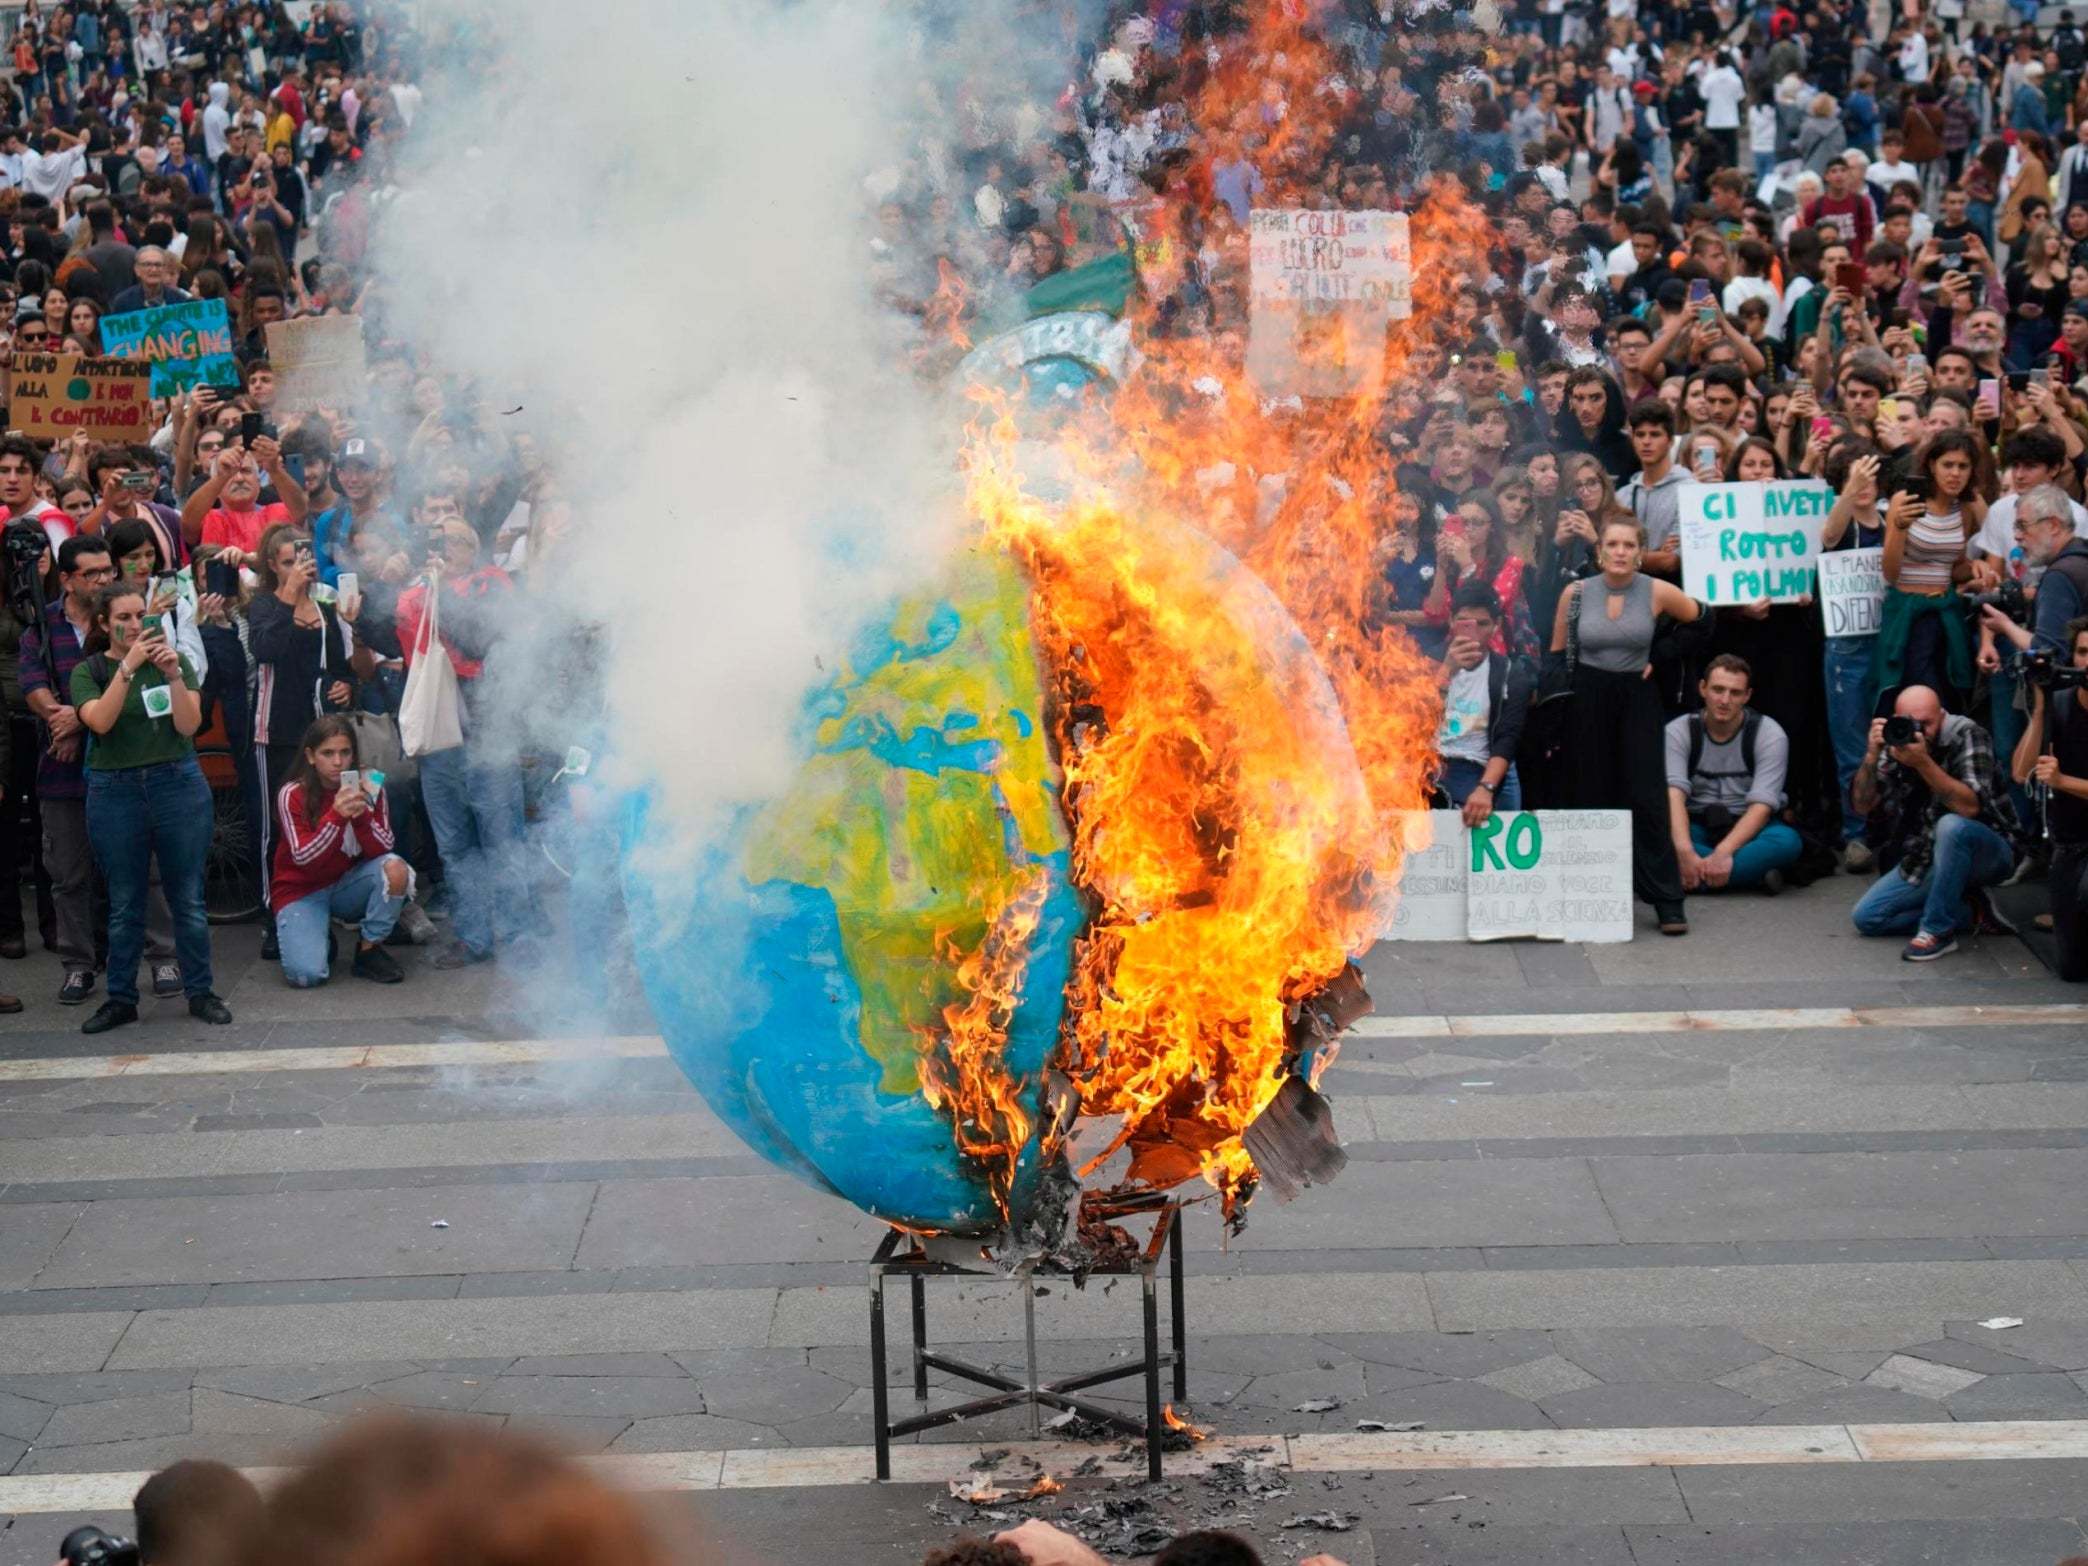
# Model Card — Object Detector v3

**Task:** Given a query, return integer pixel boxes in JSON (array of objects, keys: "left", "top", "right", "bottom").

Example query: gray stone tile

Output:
[
  {"left": 0, "top": 1203, "right": 79, "bottom": 1289},
  {"left": 1945, "top": 1372, "right": 2088, "bottom": 1418},
  {"left": 191, "top": 1363, "right": 422, "bottom": 1404},
  {"left": 1226, "top": 1362, "right": 1370, "bottom": 1413},
  {"left": 1625, "top": 1519, "right": 2088, "bottom": 1566},
  {"left": 188, "top": 1387, "right": 340, "bottom": 1436},
  {"left": 469, "top": 1375, "right": 709, "bottom": 1420},
  {"left": 1898, "top": 1337, "right": 2051, "bottom": 1375},
  {"left": 1348, "top": 1379, "right": 1552, "bottom": 1431},
  {"left": 312, "top": 1371, "right": 497, "bottom": 1413},
  {"left": 1316, "top": 1331, "right": 1554, "bottom": 1379},
  {"left": 1672, "top": 1457, "right": 2088, "bottom": 1523},
  {"left": 1476, "top": 1355, "right": 1598, "bottom": 1402},
  {"left": 0, "top": 1370, "right": 193, "bottom": 1405},
  {"left": 574, "top": 1175, "right": 878, "bottom": 1269},
  {"left": 1712, "top": 1355, "right": 1848, "bottom": 1406},
  {"left": 1944, "top": 1318, "right": 2088, "bottom": 1371},
  {"left": 693, "top": 1365, "right": 854, "bottom": 1423},
  {"left": 0, "top": 1390, "right": 53, "bottom": 1442},
  {"left": 501, "top": 1413, "right": 632, "bottom": 1454},
  {"left": 1864, "top": 1354, "right": 1986, "bottom": 1399},
  {"left": 505, "top": 1353, "right": 689, "bottom": 1378},
  {"left": 204, "top": 1276, "right": 463, "bottom": 1306},
  {"left": 1537, "top": 1381, "right": 1768, "bottom": 1428},
  {"left": 1479, "top": 1243, "right": 1737, "bottom": 1271},
  {"left": 39, "top": 1390, "right": 191, "bottom": 1447},
  {"left": 1749, "top": 1386, "right": 1955, "bottom": 1424},
  {"left": 1229, "top": 1158, "right": 1618, "bottom": 1251},
  {"left": 0, "top": 1284, "right": 210, "bottom": 1315},
  {"left": 192, "top": 1113, "right": 324, "bottom": 1131},
  {"left": 37, "top": 1184, "right": 598, "bottom": 1288},
  {"left": 16, "top": 1432, "right": 284, "bottom": 1475},
  {"left": 609, "top": 1412, "right": 783, "bottom": 1451},
  {"left": 1552, "top": 1327, "right": 1771, "bottom": 1384}
]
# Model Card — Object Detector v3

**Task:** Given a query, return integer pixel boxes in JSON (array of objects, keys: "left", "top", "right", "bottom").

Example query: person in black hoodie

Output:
[{"left": 1551, "top": 365, "right": 1636, "bottom": 480}]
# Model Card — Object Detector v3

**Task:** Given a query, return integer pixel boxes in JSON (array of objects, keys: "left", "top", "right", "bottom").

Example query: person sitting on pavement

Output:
[
  {"left": 1850, "top": 684, "right": 2022, "bottom": 961},
  {"left": 1431, "top": 581, "right": 1532, "bottom": 827},
  {"left": 2012, "top": 615, "right": 2088, "bottom": 981},
  {"left": 270, "top": 715, "right": 409, "bottom": 987},
  {"left": 1665, "top": 654, "right": 1805, "bottom": 894}
]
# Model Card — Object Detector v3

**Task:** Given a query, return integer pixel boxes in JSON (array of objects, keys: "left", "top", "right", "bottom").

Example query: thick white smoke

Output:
[{"left": 373, "top": 0, "right": 971, "bottom": 834}]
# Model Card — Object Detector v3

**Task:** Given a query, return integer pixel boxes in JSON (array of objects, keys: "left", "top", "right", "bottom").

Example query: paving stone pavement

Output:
[{"left": 1, "top": 890, "right": 2086, "bottom": 1565}]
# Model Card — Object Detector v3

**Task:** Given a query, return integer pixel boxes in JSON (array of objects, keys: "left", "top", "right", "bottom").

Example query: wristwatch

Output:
[{"left": 1473, "top": 780, "right": 1495, "bottom": 794}]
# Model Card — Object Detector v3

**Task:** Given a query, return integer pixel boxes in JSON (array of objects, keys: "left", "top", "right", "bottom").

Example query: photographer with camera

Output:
[
  {"left": 1977, "top": 484, "right": 2088, "bottom": 671},
  {"left": 1851, "top": 685, "right": 2023, "bottom": 961},
  {"left": 56, "top": 1457, "right": 261, "bottom": 1566},
  {"left": 2012, "top": 616, "right": 2088, "bottom": 979}
]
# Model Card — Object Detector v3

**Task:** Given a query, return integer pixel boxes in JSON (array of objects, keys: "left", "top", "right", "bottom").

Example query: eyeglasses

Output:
[{"left": 73, "top": 566, "right": 115, "bottom": 581}]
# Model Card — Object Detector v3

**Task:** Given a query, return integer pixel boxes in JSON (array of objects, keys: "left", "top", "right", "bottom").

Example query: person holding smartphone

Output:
[
  {"left": 270, "top": 715, "right": 408, "bottom": 987},
  {"left": 70, "top": 581, "right": 231, "bottom": 1032},
  {"left": 1879, "top": 429, "right": 1991, "bottom": 709}
]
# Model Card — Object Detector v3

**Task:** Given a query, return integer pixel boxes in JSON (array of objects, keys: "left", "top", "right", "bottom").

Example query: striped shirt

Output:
[{"left": 1897, "top": 508, "right": 1966, "bottom": 596}]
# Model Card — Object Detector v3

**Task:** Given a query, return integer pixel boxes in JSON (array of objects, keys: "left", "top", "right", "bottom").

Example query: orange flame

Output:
[
  {"left": 917, "top": 871, "right": 1051, "bottom": 1219},
  {"left": 1162, "top": 1404, "right": 1208, "bottom": 1441}
]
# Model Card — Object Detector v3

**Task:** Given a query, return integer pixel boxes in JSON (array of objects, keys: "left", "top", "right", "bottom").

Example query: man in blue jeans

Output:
[
  {"left": 1430, "top": 582, "right": 1529, "bottom": 828},
  {"left": 1850, "top": 685, "right": 2022, "bottom": 961},
  {"left": 1665, "top": 654, "right": 1805, "bottom": 893}
]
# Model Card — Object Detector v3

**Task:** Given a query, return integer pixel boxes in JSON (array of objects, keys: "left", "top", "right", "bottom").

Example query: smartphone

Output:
[
  {"left": 1977, "top": 377, "right": 2002, "bottom": 415},
  {"left": 338, "top": 769, "right": 360, "bottom": 795},
  {"left": 364, "top": 768, "right": 386, "bottom": 794},
  {"left": 1905, "top": 351, "right": 1928, "bottom": 374},
  {"left": 206, "top": 558, "right": 239, "bottom": 598},
  {"left": 1902, "top": 473, "right": 1934, "bottom": 502},
  {"left": 240, "top": 411, "right": 263, "bottom": 445},
  {"left": 142, "top": 613, "right": 163, "bottom": 635},
  {"left": 1687, "top": 278, "right": 1712, "bottom": 307},
  {"left": 2006, "top": 369, "right": 2032, "bottom": 393},
  {"left": 336, "top": 570, "right": 359, "bottom": 601},
  {"left": 120, "top": 471, "right": 154, "bottom": 492},
  {"left": 1835, "top": 262, "right": 1866, "bottom": 295},
  {"left": 1697, "top": 307, "right": 1717, "bottom": 327},
  {"left": 1810, "top": 414, "right": 1836, "bottom": 442},
  {"left": 1878, "top": 398, "right": 1901, "bottom": 424},
  {"left": 293, "top": 538, "right": 315, "bottom": 563}
]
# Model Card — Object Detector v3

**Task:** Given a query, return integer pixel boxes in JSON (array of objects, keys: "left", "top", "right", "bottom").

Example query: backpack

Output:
[{"left": 1685, "top": 707, "right": 1763, "bottom": 782}]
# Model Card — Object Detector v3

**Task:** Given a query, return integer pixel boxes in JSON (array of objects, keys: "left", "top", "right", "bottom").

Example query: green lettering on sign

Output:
[{"left": 1505, "top": 812, "right": 1543, "bottom": 870}]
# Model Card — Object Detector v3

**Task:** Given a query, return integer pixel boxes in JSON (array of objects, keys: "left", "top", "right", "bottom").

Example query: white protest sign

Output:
[
  {"left": 1383, "top": 812, "right": 1467, "bottom": 941},
  {"left": 1383, "top": 810, "right": 1634, "bottom": 943},
  {"left": 1677, "top": 480, "right": 1832, "bottom": 605},
  {"left": 1247, "top": 209, "right": 1409, "bottom": 398},
  {"left": 1818, "top": 547, "right": 1885, "bottom": 639}
]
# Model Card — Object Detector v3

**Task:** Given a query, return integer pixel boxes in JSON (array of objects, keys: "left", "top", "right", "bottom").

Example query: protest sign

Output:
[
  {"left": 1819, "top": 547, "right": 1886, "bottom": 639},
  {"left": 99, "top": 298, "right": 240, "bottom": 396},
  {"left": 1677, "top": 479, "right": 1832, "bottom": 605},
  {"left": 1246, "top": 209, "right": 1409, "bottom": 398},
  {"left": 266, "top": 315, "right": 368, "bottom": 411},
  {"left": 1382, "top": 810, "right": 1633, "bottom": 943},
  {"left": 7, "top": 352, "right": 153, "bottom": 441}
]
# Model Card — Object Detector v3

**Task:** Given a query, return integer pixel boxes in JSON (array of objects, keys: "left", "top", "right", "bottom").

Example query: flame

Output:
[
  {"left": 919, "top": 3, "right": 1478, "bottom": 1221},
  {"left": 917, "top": 871, "right": 1051, "bottom": 1219},
  {"left": 1162, "top": 1404, "right": 1208, "bottom": 1441}
]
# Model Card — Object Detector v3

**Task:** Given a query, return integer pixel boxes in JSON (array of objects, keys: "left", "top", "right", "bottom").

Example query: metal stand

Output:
[{"left": 869, "top": 1194, "right": 1188, "bottom": 1483}]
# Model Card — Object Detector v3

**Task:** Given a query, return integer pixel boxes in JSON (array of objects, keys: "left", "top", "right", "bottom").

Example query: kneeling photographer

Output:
[{"left": 2012, "top": 615, "right": 2088, "bottom": 980}]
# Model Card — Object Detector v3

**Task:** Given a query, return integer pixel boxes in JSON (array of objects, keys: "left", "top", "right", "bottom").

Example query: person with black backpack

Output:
[{"left": 1664, "top": 654, "right": 1806, "bottom": 894}]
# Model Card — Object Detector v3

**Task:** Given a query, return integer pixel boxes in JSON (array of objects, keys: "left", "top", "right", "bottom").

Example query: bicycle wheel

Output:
[{"left": 196, "top": 742, "right": 264, "bottom": 925}]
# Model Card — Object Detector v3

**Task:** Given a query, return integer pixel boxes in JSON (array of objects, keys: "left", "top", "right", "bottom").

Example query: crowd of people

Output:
[
  {"left": 871, "top": 0, "right": 2088, "bottom": 974},
  {"left": 0, "top": 0, "right": 597, "bottom": 1033}
]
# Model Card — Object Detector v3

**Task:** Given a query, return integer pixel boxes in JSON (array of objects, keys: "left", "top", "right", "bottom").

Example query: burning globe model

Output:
[{"left": 624, "top": 302, "right": 1426, "bottom": 1241}]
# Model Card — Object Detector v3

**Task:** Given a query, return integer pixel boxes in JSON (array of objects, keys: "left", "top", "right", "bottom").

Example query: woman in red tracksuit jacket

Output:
[{"left": 271, "top": 716, "right": 411, "bottom": 987}]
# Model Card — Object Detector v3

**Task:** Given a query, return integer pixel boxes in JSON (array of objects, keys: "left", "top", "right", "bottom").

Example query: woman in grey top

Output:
[{"left": 1550, "top": 515, "right": 1706, "bottom": 934}]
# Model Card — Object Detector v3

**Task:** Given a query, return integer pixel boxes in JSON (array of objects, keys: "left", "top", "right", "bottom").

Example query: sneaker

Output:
[
  {"left": 1760, "top": 869, "right": 1785, "bottom": 897},
  {"left": 398, "top": 900, "right": 438, "bottom": 944},
  {"left": 260, "top": 927, "right": 280, "bottom": 962},
  {"left": 1842, "top": 839, "right": 1875, "bottom": 873},
  {"left": 81, "top": 999, "right": 138, "bottom": 1034},
  {"left": 151, "top": 961, "right": 181, "bottom": 998},
  {"left": 0, "top": 934, "right": 25, "bottom": 960},
  {"left": 430, "top": 940, "right": 492, "bottom": 970},
  {"left": 188, "top": 992, "right": 233, "bottom": 1025},
  {"left": 1655, "top": 902, "right": 1689, "bottom": 936},
  {"left": 1971, "top": 888, "right": 2018, "bottom": 937},
  {"left": 0, "top": 991, "right": 20, "bottom": 1013},
  {"left": 1902, "top": 929, "right": 1959, "bottom": 962},
  {"left": 352, "top": 944, "right": 404, "bottom": 984},
  {"left": 58, "top": 969, "right": 96, "bottom": 1006},
  {"left": 2003, "top": 849, "right": 2048, "bottom": 887}
]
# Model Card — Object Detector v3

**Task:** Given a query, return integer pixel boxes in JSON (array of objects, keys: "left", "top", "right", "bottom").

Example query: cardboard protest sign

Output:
[
  {"left": 1819, "top": 547, "right": 1886, "bottom": 639},
  {"left": 1381, "top": 810, "right": 1633, "bottom": 943},
  {"left": 1247, "top": 209, "right": 1409, "bottom": 398},
  {"left": 1678, "top": 479, "right": 1832, "bottom": 605},
  {"left": 99, "top": 298, "right": 240, "bottom": 396},
  {"left": 7, "top": 352, "right": 153, "bottom": 441},
  {"left": 266, "top": 315, "right": 368, "bottom": 412}
]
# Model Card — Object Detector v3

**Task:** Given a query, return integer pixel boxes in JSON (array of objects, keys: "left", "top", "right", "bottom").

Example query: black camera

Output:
[
  {"left": 1884, "top": 714, "right": 1920, "bottom": 746},
  {"left": 2, "top": 516, "right": 49, "bottom": 634},
  {"left": 59, "top": 1525, "right": 139, "bottom": 1566},
  {"left": 1966, "top": 578, "right": 2031, "bottom": 623},
  {"left": 2016, "top": 649, "right": 2088, "bottom": 691}
]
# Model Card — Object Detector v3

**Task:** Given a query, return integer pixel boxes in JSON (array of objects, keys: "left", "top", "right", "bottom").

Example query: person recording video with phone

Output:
[
  {"left": 105, "top": 519, "right": 210, "bottom": 685},
  {"left": 1851, "top": 685, "right": 2022, "bottom": 961},
  {"left": 271, "top": 715, "right": 408, "bottom": 987},
  {"left": 248, "top": 522, "right": 374, "bottom": 960},
  {"left": 70, "top": 580, "right": 232, "bottom": 1033},
  {"left": 2012, "top": 616, "right": 2088, "bottom": 980}
]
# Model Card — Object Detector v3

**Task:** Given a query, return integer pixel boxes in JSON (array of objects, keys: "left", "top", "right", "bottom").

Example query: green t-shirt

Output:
[{"left": 70, "top": 653, "right": 201, "bottom": 772}]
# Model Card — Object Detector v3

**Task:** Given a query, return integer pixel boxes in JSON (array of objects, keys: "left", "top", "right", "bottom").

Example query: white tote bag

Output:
[{"left": 398, "top": 572, "right": 464, "bottom": 758}]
